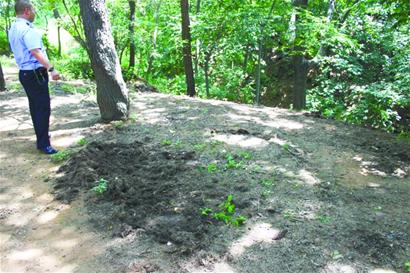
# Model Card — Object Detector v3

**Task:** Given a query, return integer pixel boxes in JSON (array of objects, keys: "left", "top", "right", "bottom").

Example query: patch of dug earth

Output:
[{"left": 53, "top": 140, "right": 239, "bottom": 255}]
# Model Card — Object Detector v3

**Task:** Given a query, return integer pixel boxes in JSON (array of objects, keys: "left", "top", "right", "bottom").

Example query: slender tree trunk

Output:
[
  {"left": 204, "top": 51, "right": 211, "bottom": 98},
  {"left": 79, "top": 0, "right": 129, "bottom": 121},
  {"left": 146, "top": 0, "right": 163, "bottom": 80},
  {"left": 53, "top": 9, "right": 62, "bottom": 57},
  {"left": 292, "top": 0, "right": 309, "bottom": 110},
  {"left": 194, "top": 0, "right": 201, "bottom": 75},
  {"left": 318, "top": 0, "right": 336, "bottom": 57},
  {"left": 0, "top": 62, "right": 6, "bottom": 91},
  {"left": 5, "top": 0, "right": 12, "bottom": 51},
  {"left": 129, "top": 0, "right": 136, "bottom": 70},
  {"left": 255, "top": 0, "right": 276, "bottom": 105},
  {"left": 180, "top": 0, "right": 196, "bottom": 97}
]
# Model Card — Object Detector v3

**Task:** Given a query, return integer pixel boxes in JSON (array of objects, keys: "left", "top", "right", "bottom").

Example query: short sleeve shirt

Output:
[{"left": 8, "top": 18, "right": 49, "bottom": 70}]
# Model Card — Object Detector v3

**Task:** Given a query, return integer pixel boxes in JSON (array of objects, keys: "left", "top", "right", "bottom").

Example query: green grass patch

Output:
[{"left": 50, "top": 150, "right": 71, "bottom": 163}]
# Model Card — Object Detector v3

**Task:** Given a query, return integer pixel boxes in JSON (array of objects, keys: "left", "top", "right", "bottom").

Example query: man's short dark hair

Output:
[{"left": 15, "top": 0, "right": 33, "bottom": 15}]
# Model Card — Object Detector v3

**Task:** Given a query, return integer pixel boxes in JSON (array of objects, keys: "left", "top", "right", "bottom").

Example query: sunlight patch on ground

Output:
[
  {"left": 9, "top": 248, "right": 43, "bottom": 261},
  {"left": 324, "top": 263, "right": 357, "bottom": 273},
  {"left": 52, "top": 131, "right": 87, "bottom": 148},
  {"left": 226, "top": 113, "right": 305, "bottom": 130},
  {"left": 36, "top": 210, "right": 60, "bottom": 224},
  {"left": 211, "top": 134, "right": 269, "bottom": 149},
  {"left": 0, "top": 117, "right": 32, "bottom": 131},
  {"left": 229, "top": 223, "right": 280, "bottom": 257},
  {"left": 370, "top": 269, "right": 397, "bottom": 273},
  {"left": 52, "top": 239, "right": 79, "bottom": 249},
  {"left": 298, "top": 169, "right": 320, "bottom": 185},
  {"left": 140, "top": 108, "right": 168, "bottom": 124},
  {"left": 269, "top": 135, "right": 288, "bottom": 145},
  {"left": 191, "top": 262, "right": 237, "bottom": 273}
]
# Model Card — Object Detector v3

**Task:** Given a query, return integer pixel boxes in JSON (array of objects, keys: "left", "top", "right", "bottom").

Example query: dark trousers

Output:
[{"left": 19, "top": 67, "right": 51, "bottom": 149}]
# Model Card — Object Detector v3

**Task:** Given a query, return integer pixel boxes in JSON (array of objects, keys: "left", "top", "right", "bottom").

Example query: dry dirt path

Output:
[{"left": 0, "top": 67, "right": 112, "bottom": 273}]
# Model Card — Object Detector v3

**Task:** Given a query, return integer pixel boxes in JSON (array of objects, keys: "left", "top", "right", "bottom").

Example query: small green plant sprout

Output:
[
  {"left": 397, "top": 131, "right": 410, "bottom": 144},
  {"left": 283, "top": 209, "right": 297, "bottom": 222},
  {"left": 77, "top": 137, "right": 89, "bottom": 146},
  {"left": 91, "top": 178, "right": 108, "bottom": 195},
  {"left": 207, "top": 163, "right": 218, "bottom": 173},
  {"left": 193, "top": 143, "right": 207, "bottom": 152},
  {"left": 316, "top": 215, "right": 332, "bottom": 224},
  {"left": 200, "top": 207, "right": 213, "bottom": 216},
  {"left": 112, "top": 120, "right": 125, "bottom": 129},
  {"left": 261, "top": 189, "right": 272, "bottom": 199},
  {"left": 174, "top": 139, "right": 183, "bottom": 148},
  {"left": 201, "top": 195, "right": 247, "bottom": 227},
  {"left": 225, "top": 153, "right": 244, "bottom": 169},
  {"left": 331, "top": 251, "right": 343, "bottom": 260},
  {"left": 162, "top": 139, "right": 172, "bottom": 146},
  {"left": 50, "top": 150, "right": 71, "bottom": 163},
  {"left": 129, "top": 113, "right": 138, "bottom": 123},
  {"left": 259, "top": 179, "right": 275, "bottom": 188},
  {"left": 282, "top": 143, "right": 291, "bottom": 152},
  {"left": 404, "top": 262, "right": 410, "bottom": 271},
  {"left": 239, "top": 151, "right": 252, "bottom": 160}
]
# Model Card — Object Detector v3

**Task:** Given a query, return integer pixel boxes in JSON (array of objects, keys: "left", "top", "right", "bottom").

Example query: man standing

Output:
[{"left": 8, "top": 0, "right": 61, "bottom": 154}]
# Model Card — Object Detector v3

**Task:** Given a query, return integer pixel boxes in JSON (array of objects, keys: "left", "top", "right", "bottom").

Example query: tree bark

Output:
[
  {"left": 194, "top": 0, "right": 201, "bottom": 75},
  {"left": 180, "top": 0, "right": 196, "bottom": 97},
  {"left": 129, "top": 0, "right": 136, "bottom": 70},
  {"left": 292, "top": 0, "right": 309, "bottom": 110},
  {"left": 0, "top": 62, "right": 6, "bottom": 91},
  {"left": 53, "top": 9, "right": 62, "bottom": 57},
  {"left": 79, "top": 0, "right": 129, "bottom": 121},
  {"left": 318, "top": 0, "right": 336, "bottom": 57}
]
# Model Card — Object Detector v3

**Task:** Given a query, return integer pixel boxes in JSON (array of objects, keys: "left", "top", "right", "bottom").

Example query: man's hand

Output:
[{"left": 50, "top": 70, "right": 61, "bottom": 81}]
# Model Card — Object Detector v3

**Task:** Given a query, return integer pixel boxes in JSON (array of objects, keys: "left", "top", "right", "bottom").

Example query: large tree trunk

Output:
[
  {"left": 180, "top": 0, "right": 196, "bottom": 97},
  {"left": 0, "top": 62, "right": 6, "bottom": 91},
  {"left": 79, "top": 0, "right": 129, "bottom": 121},
  {"left": 292, "top": 0, "right": 309, "bottom": 110},
  {"left": 129, "top": 0, "right": 136, "bottom": 70}
]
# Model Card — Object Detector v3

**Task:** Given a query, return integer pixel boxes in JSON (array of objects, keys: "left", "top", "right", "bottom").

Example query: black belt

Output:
[{"left": 20, "top": 67, "right": 48, "bottom": 84}]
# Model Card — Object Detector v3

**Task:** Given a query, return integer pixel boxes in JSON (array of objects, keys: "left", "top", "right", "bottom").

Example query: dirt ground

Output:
[{"left": 1, "top": 67, "right": 409, "bottom": 273}]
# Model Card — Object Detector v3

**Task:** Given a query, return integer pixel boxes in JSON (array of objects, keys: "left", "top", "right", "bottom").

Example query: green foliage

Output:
[
  {"left": 193, "top": 143, "right": 207, "bottom": 152},
  {"left": 207, "top": 163, "right": 218, "bottom": 173},
  {"left": 50, "top": 150, "right": 71, "bottom": 163},
  {"left": 201, "top": 195, "right": 247, "bottom": 227},
  {"left": 77, "top": 137, "right": 89, "bottom": 146},
  {"left": 405, "top": 262, "right": 410, "bottom": 271},
  {"left": 307, "top": 6, "right": 410, "bottom": 132},
  {"left": 0, "top": 32, "right": 10, "bottom": 56},
  {"left": 129, "top": 114, "right": 138, "bottom": 123},
  {"left": 55, "top": 48, "right": 93, "bottom": 79},
  {"left": 316, "top": 215, "right": 332, "bottom": 224},
  {"left": 113, "top": 120, "right": 125, "bottom": 129},
  {"left": 225, "top": 153, "right": 244, "bottom": 169},
  {"left": 162, "top": 139, "right": 172, "bottom": 146},
  {"left": 91, "top": 178, "right": 108, "bottom": 195},
  {"left": 283, "top": 209, "right": 297, "bottom": 222}
]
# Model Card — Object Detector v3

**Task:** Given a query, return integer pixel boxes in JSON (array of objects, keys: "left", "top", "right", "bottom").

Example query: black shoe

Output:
[{"left": 39, "top": 146, "right": 58, "bottom": 154}]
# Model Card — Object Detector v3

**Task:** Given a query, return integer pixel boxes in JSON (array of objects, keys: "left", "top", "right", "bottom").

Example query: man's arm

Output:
[{"left": 30, "top": 48, "right": 61, "bottom": 80}]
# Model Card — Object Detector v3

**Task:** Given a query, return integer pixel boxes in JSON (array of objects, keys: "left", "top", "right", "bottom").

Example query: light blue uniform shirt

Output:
[{"left": 8, "top": 18, "right": 49, "bottom": 70}]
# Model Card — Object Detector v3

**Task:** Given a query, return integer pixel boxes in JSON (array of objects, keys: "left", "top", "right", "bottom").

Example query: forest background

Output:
[{"left": 0, "top": 0, "right": 409, "bottom": 133}]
